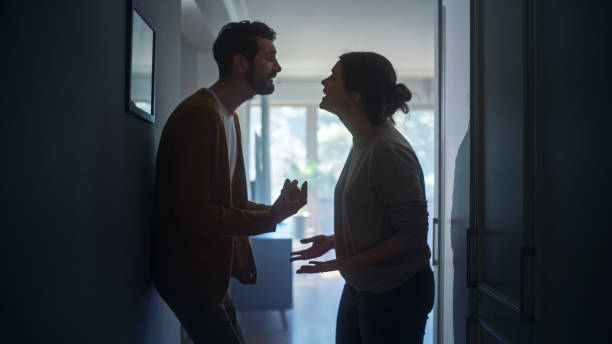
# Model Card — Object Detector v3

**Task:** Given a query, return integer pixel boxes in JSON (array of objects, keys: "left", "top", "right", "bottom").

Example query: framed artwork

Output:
[{"left": 127, "top": 3, "right": 156, "bottom": 123}]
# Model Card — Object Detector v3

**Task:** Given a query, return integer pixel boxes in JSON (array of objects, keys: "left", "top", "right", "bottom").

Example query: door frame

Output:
[{"left": 433, "top": 0, "right": 445, "bottom": 343}]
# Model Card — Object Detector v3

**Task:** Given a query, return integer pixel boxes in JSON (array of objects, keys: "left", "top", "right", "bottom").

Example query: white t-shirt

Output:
[{"left": 208, "top": 89, "right": 237, "bottom": 181}]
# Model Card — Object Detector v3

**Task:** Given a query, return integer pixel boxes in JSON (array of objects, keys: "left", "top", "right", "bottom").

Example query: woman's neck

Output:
[{"left": 341, "top": 109, "right": 377, "bottom": 140}]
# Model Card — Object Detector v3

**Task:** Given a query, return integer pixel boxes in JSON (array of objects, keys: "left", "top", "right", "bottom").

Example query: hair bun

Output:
[
  {"left": 382, "top": 83, "right": 411, "bottom": 117},
  {"left": 394, "top": 83, "right": 412, "bottom": 103}
]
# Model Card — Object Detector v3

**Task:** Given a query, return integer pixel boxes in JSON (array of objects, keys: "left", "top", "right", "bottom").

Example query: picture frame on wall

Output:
[{"left": 126, "top": 3, "right": 156, "bottom": 123}]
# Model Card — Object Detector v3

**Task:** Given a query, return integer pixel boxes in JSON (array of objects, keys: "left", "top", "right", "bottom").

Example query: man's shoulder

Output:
[
  {"left": 169, "top": 89, "right": 222, "bottom": 127},
  {"left": 176, "top": 88, "right": 220, "bottom": 115}
]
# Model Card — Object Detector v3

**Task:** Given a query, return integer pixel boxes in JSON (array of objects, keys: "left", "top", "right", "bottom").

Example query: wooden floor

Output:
[
  {"left": 180, "top": 236, "right": 435, "bottom": 344},
  {"left": 237, "top": 260, "right": 434, "bottom": 344},
  {"left": 238, "top": 261, "right": 344, "bottom": 344}
]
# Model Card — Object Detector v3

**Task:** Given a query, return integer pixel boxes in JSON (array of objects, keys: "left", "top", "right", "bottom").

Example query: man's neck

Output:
[{"left": 209, "top": 78, "right": 255, "bottom": 113}]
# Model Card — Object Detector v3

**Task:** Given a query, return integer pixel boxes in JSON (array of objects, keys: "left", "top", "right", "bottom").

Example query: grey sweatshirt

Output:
[{"left": 334, "top": 120, "right": 431, "bottom": 293}]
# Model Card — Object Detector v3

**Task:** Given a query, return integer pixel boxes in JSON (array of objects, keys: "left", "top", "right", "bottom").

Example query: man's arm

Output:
[
  {"left": 169, "top": 109, "right": 277, "bottom": 237},
  {"left": 247, "top": 201, "right": 271, "bottom": 212},
  {"left": 247, "top": 180, "right": 303, "bottom": 212}
]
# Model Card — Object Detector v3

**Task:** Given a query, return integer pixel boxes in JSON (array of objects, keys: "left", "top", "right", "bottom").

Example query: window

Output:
[
  {"left": 248, "top": 104, "right": 436, "bottom": 259},
  {"left": 245, "top": 101, "right": 435, "bottom": 343}
]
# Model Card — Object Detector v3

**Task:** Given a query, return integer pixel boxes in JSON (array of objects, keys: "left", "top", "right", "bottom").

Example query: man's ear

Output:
[{"left": 233, "top": 54, "right": 250, "bottom": 74}]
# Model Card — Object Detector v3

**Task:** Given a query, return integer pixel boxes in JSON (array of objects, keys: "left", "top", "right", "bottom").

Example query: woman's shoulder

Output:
[
  {"left": 372, "top": 127, "right": 416, "bottom": 157},
  {"left": 367, "top": 132, "right": 420, "bottom": 176}
]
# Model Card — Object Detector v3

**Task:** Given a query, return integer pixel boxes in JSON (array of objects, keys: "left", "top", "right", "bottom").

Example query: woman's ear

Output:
[
  {"left": 349, "top": 91, "right": 362, "bottom": 106},
  {"left": 233, "top": 54, "right": 250, "bottom": 74}
]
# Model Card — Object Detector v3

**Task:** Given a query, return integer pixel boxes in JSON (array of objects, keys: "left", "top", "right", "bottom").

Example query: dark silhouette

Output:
[
  {"left": 292, "top": 52, "right": 434, "bottom": 343},
  {"left": 152, "top": 21, "right": 306, "bottom": 344}
]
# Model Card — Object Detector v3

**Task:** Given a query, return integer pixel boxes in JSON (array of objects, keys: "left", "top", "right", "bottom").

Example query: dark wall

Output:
[
  {"left": 538, "top": 0, "right": 611, "bottom": 342},
  {"left": 0, "top": 1, "right": 181, "bottom": 343}
]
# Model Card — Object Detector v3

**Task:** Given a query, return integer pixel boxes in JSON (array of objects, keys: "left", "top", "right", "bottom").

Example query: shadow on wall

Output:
[{"left": 451, "top": 130, "right": 470, "bottom": 344}]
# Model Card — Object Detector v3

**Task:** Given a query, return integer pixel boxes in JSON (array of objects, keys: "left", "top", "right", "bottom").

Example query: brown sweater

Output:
[{"left": 153, "top": 88, "right": 277, "bottom": 303}]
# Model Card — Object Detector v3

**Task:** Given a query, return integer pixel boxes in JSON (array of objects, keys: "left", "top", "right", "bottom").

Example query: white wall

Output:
[
  {"left": 181, "top": 34, "right": 199, "bottom": 98},
  {"left": 196, "top": 51, "right": 218, "bottom": 88},
  {"left": 180, "top": 37, "right": 217, "bottom": 98},
  {"left": 439, "top": 0, "right": 470, "bottom": 343}
]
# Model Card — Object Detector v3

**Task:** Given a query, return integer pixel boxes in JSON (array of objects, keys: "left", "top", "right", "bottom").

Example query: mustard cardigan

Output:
[{"left": 153, "top": 88, "right": 277, "bottom": 303}]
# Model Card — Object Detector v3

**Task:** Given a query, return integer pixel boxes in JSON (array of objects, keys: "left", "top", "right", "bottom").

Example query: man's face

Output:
[{"left": 246, "top": 38, "right": 281, "bottom": 95}]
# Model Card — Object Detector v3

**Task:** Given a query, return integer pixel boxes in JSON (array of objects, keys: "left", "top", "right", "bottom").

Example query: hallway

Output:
[
  {"left": 237, "top": 259, "right": 435, "bottom": 344},
  {"left": 238, "top": 262, "right": 344, "bottom": 344},
  {"left": 237, "top": 261, "right": 435, "bottom": 344},
  {"left": 2, "top": 0, "right": 610, "bottom": 343}
]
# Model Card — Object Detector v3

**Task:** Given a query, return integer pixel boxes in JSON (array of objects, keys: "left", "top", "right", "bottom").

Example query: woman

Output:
[{"left": 291, "top": 52, "right": 433, "bottom": 344}]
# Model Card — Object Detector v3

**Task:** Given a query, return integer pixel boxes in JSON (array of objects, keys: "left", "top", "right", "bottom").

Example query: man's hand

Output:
[
  {"left": 290, "top": 235, "right": 335, "bottom": 262},
  {"left": 271, "top": 179, "right": 307, "bottom": 223},
  {"left": 296, "top": 258, "right": 344, "bottom": 274}
]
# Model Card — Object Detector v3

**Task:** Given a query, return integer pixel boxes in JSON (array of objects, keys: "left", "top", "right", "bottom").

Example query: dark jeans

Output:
[
  {"left": 169, "top": 291, "right": 245, "bottom": 344},
  {"left": 336, "top": 268, "right": 435, "bottom": 344}
]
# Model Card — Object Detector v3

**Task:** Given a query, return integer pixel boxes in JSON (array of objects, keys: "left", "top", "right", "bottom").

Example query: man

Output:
[{"left": 153, "top": 21, "right": 307, "bottom": 344}]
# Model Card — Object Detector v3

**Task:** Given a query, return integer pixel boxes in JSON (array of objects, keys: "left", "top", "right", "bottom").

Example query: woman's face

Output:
[{"left": 320, "top": 61, "right": 352, "bottom": 116}]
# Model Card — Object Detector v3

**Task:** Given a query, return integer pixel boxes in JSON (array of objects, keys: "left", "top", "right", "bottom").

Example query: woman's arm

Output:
[
  {"left": 341, "top": 232, "right": 409, "bottom": 269},
  {"left": 290, "top": 234, "right": 336, "bottom": 262},
  {"left": 296, "top": 231, "right": 426, "bottom": 274}
]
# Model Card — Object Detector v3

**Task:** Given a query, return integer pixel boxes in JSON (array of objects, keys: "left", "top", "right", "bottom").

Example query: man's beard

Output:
[{"left": 246, "top": 67, "right": 275, "bottom": 95}]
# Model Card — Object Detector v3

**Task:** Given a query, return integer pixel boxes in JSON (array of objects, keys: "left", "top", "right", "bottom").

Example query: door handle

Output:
[
  {"left": 432, "top": 218, "right": 440, "bottom": 266},
  {"left": 520, "top": 246, "right": 535, "bottom": 323},
  {"left": 467, "top": 227, "right": 477, "bottom": 288}
]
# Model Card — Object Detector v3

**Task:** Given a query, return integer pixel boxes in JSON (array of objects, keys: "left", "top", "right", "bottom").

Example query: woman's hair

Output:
[{"left": 339, "top": 52, "right": 412, "bottom": 125}]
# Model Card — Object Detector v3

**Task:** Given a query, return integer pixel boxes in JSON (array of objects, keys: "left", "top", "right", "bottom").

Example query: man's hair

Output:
[{"left": 213, "top": 21, "right": 276, "bottom": 79}]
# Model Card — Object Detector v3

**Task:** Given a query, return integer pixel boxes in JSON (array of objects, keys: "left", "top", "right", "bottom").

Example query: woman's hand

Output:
[
  {"left": 290, "top": 235, "right": 335, "bottom": 262},
  {"left": 296, "top": 258, "right": 344, "bottom": 274}
]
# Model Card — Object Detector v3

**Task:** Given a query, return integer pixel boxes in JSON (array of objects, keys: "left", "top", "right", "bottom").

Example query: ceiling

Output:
[
  {"left": 183, "top": 0, "right": 435, "bottom": 79},
  {"left": 246, "top": 0, "right": 434, "bottom": 79}
]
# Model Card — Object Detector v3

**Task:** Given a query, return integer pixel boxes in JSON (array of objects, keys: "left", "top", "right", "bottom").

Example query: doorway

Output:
[{"left": 235, "top": 1, "right": 440, "bottom": 343}]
